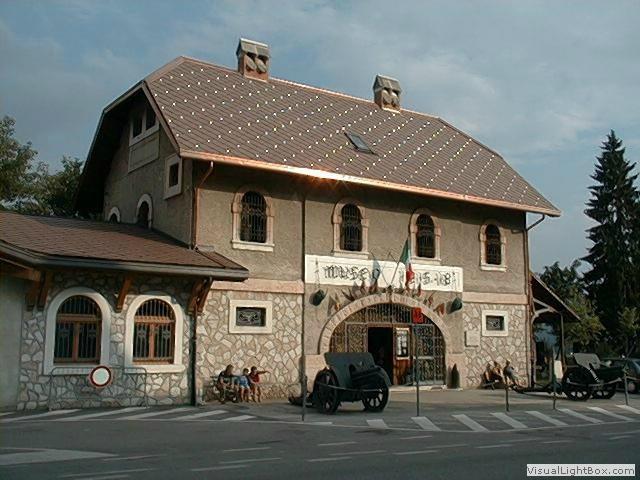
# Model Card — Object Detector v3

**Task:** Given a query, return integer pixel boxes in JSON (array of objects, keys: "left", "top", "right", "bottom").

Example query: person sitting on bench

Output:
[{"left": 216, "top": 364, "right": 237, "bottom": 404}]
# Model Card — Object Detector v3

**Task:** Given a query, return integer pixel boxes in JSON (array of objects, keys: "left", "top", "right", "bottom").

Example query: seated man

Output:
[
  {"left": 216, "top": 364, "right": 237, "bottom": 404},
  {"left": 503, "top": 360, "right": 522, "bottom": 388}
]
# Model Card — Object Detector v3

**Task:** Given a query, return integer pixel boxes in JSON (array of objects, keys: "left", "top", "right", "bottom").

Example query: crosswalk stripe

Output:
[
  {"left": 0, "top": 413, "right": 14, "bottom": 417},
  {"left": 587, "top": 406, "right": 633, "bottom": 421},
  {"left": 173, "top": 410, "right": 227, "bottom": 421},
  {"left": 452, "top": 414, "right": 488, "bottom": 432},
  {"left": 366, "top": 419, "right": 389, "bottom": 429},
  {"left": 1, "top": 409, "right": 79, "bottom": 423},
  {"left": 525, "top": 410, "right": 568, "bottom": 426},
  {"left": 490, "top": 412, "right": 527, "bottom": 429},
  {"left": 223, "top": 415, "right": 255, "bottom": 421},
  {"left": 411, "top": 416, "right": 441, "bottom": 431},
  {"left": 558, "top": 408, "right": 602, "bottom": 424},
  {"left": 616, "top": 405, "right": 640, "bottom": 415},
  {"left": 118, "top": 407, "right": 194, "bottom": 420},
  {"left": 56, "top": 407, "right": 148, "bottom": 421}
]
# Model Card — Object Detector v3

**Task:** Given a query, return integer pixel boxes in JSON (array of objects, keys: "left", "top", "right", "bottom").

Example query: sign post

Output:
[{"left": 88, "top": 365, "right": 113, "bottom": 389}]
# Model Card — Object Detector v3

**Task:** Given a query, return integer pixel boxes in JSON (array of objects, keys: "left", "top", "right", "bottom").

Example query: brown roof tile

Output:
[
  {"left": 145, "top": 57, "right": 559, "bottom": 216},
  {"left": 0, "top": 211, "right": 248, "bottom": 278}
]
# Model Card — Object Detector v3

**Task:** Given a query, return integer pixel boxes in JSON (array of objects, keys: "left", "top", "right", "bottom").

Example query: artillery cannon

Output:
[
  {"left": 311, "top": 352, "right": 391, "bottom": 414},
  {"left": 562, "top": 353, "right": 625, "bottom": 401}
]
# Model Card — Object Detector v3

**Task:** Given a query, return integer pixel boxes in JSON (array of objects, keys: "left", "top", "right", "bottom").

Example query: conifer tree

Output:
[{"left": 583, "top": 131, "right": 640, "bottom": 341}]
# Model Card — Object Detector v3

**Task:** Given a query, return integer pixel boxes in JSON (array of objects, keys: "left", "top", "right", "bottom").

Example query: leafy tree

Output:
[
  {"left": 583, "top": 131, "right": 640, "bottom": 337},
  {"left": 33, "top": 156, "right": 84, "bottom": 216},
  {"left": 0, "top": 115, "right": 41, "bottom": 208},
  {"left": 618, "top": 307, "right": 639, "bottom": 357},
  {"left": 540, "top": 261, "right": 604, "bottom": 350}
]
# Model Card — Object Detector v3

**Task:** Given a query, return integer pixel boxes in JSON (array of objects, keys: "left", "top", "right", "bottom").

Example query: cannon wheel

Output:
[
  {"left": 562, "top": 368, "right": 593, "bottom": 401},
  {"left": 362, "top": 377, "right": 389, "bottom": 412},
  {"left": 315, "top": 369, "right": 340, "bottom": 414},
  {"left": 592, "top": 383, "right": 616, "bottom": 400}
]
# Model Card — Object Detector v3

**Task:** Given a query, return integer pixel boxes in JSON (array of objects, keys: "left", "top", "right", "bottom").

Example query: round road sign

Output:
[{"left": 89, "top": 365, "right": 112, "bottom": 388}]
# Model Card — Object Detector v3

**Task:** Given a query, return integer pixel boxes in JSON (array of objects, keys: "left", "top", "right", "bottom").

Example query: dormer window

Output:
[{"left": 130, "top": 105, "right": 159, "bottom": 146}]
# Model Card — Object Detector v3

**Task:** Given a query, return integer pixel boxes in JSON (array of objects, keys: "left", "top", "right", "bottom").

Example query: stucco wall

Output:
[
  {"left": 0, "top": 276, "right": 24, "bottom": 410},
  {"left": 196, "top": 289, "right": 302, "bottom": 400},
  {"left": 103, "top": 96, "right": 193, "bottom": 244},
  {"left": 17, "top": 272, "right": 194, "bottom": 410}
]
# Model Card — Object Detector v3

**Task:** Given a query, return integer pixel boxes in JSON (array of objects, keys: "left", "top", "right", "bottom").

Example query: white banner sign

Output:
[{"left": 305, "top": 255, "right": 463, "bottom": 292}]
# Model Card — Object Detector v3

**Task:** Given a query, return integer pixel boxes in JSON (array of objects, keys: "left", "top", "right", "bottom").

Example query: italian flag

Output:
[{"left": 400, "top": 238, "right": 414, "bottom": 287}]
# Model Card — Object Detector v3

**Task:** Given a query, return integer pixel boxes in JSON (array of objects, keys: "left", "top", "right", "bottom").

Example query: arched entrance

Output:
[{"left": 329, "top": 302, "right": 446, "bottom": 385}]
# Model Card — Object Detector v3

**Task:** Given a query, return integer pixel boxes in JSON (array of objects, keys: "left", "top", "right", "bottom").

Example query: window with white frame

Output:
[
  {"left": 129, "top": 104, "right": 158, "bottom": 146},
  {"left": 164, "top": 155, "right": 182, "bottom": 199},
  {"left": 124, "top": 293, "right": 185, "bottom": 373},
  {"left": 228, "top": 299, "right": 273, "bottom": 334},
  {"left": 481, "top": 310, "right": 509, "bottom": 337},
  {"left": 479, "top": 221, "right": 507, "bottom": 271},
  {"left": 231, "top": 187, "right": 274, "bottom": 252},
  {"left": 136, "top": 194, "right": 153, "bottom": 229},
  {"left": 409, "top": 208, "right": 441, "bottom": 264},
  {"left": 332, "top": 199, "right": 369, "bottom": 258},
  {"left": 43, "top": 287, "right": 112, "bottom": 375},
  {"left": 107, "top": 206, "right": 121, "bottom": 223}
]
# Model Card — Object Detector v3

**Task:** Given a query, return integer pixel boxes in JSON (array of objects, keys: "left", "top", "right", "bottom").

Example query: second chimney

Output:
[
  {"left": 373, "top": 75, "right": 401, "bottom": 111},
  {"left": 237, "top": 38, "right": 270, "bottom": 81}
]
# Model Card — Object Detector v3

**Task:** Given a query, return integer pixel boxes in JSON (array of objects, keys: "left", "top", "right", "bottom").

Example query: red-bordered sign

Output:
[
  {"left": 88, "top": 365, "right": 113, "bottom": 388},
  {"left": 411, "top": 307, "right": 424, "bottom": 324}
]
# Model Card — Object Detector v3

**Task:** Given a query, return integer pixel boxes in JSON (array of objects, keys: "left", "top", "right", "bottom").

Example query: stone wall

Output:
[
  {"left": 17, "top": 272, "right": 193, "bottom": 410},
  {"left": 462, "top": 302, "right": 529, "bottom": 387},
  {"left": 196, "top": 289, "right": 302, "bottom": 401}
]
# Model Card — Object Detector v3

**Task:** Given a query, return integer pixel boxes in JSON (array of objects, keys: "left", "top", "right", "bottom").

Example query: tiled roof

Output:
[
  {"left": 0, "top": 211, "right": 248, "bottom": 278},
  {"left": 145, "top": 57, "right": 559, "bottom": 216}
]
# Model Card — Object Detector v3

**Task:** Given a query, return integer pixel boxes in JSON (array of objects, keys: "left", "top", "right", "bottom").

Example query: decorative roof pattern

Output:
[{"left": 145, "top": 57, "right": 559, "bottom": 215}]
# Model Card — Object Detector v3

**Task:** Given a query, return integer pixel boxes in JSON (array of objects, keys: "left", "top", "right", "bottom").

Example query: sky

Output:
[{"left": 1, "top": 0, "right": 639, "bottom": 271}]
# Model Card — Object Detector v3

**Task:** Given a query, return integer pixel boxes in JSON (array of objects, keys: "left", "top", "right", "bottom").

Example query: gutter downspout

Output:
[
  {"left": 300, "top": 195, "right": 307, "bottom": 422},
  {"left": 191, "top": 161, "right": 214, "bottom": 249},
  {"left": 524, "top": 213, "right": 546, "bottom": 387}
]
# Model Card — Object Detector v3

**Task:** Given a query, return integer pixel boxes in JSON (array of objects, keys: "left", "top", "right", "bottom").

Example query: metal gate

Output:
[{"left": 329, "top": 302, "right": 445, "bottom": 384}]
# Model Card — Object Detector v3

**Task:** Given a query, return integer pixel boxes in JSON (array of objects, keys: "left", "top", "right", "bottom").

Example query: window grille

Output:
[
  {"left": 416, "top": 214, "right": 436, "bottom": 258},
  {"left": 485, "top": 315, "right": 505, "bottom": 331},
  {"left": 240, "top": 191, "right": 267, "bottom": 243},
  {"left": 340, "top": 204, "right": 362, "bottom": 251},
  {"left": 133, "top": 299, "right": 175, "bottom": 363},
  {"left": 485, "top": 224, "right": 502, "bottom": 265},
  {"left": 137, "top": 201, "right": 150, "bottom": 228},
  {"left": 236, "top": 307, "right": 267, "bottom": 327},
  {"left": 54, "top": 296, "right": 101, "bottom": 363}
]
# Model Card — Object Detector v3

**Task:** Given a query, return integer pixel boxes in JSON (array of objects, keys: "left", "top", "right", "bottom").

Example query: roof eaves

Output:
[{"left": 532, "top": 274, "right": 581, "bottom": 321}]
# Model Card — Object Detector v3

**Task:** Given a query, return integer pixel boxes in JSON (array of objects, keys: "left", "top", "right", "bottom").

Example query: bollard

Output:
[
  {"left": 552, "top": 372, "right": 557, "bottom": 411},
  {"left": 505, "top": 383, "right": 510, "bottom": 412},
  {"left": 623, "top": 371, "right": 629, "bottom": 406}
]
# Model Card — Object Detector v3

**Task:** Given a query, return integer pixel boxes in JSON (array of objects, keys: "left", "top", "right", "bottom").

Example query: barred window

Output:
[
  {"left": 485, "top": 315, "right": 505, "bottom": 331},
  {"left": 133, "top": 299, "right": 175, "bottom": 363},
  {"left": 485, "top": 224, "right": 502, "bottom": 265},
  {"left": 340, "top": 204, "right": 362, "bottom": 251},
  {"left": 416, "top": 214, "right": 436, "bottom": 258},
  {"left": 54, "top": 296, "right": 101, "bottom": 363},
  {"left": 240, "top": 191, "right": 267, "bottom": 243}
]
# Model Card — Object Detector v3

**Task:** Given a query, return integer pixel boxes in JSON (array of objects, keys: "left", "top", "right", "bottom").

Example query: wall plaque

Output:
[{"left": 465, "top": 330, "right": 480, "bottom": 347}]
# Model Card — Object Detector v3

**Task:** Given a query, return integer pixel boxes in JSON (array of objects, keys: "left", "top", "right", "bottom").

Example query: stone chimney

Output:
[
  {"left": 373, "top": 75, "right": 402, "bottom": 111},
  {"left": 236, "top": 38, "right": 270, "bottom": 81}
]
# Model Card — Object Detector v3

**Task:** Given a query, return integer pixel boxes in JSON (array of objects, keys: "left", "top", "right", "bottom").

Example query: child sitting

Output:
[
  {"left": 249, "top": 366, "right": 268, "bottom": 402},
  {"left": 237, "top": 368, "right": 251, "bottom": 402}
]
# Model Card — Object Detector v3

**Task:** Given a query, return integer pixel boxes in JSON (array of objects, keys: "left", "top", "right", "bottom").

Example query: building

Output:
[{"left": 0, "top": 39, "right": 561, "bottom": 410}]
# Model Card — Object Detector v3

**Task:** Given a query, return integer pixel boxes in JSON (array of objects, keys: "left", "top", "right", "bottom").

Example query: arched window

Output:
[
  {"left": 485, "top": 224, "right": 502, "bottom": 265},
  {"left": 416, "top": 214, "right": 436, "bottom": 258},
  {"left": 107, "top": 207, "right": 120, "bottom": 223},
  {"left": 54, "top": 296, "right": 101, "bottom": 363},
  {"left": 340, "top": 204, "right": 363, "bottom": 251},
  {"left": 133, "top": 299, "right": 175, "bottom": 363},
  {"left": 136, "top": 194, "right": 153, "bottom": 228},
  {"left": 240, "top": 191, "right": 267, "bottom": 243}
]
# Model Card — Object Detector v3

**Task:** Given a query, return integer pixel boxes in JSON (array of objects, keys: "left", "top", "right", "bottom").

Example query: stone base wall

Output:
[
  {"left": 462, "top": 303, "right": 529, "bottom": 388},
  {"left": 17, "top": 273, "right": 193, "bottom": 410},
  {"left": 196, "top": 290, "right": 302, "bottom": 402}
]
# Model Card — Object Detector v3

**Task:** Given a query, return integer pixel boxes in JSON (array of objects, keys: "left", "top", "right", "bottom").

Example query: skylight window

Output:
[{"left": 345, "top": 132, "right": 374, "bottom": 154}]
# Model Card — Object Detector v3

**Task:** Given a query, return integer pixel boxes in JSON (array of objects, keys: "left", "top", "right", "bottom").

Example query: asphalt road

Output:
[{"left": 1, "top": 390, "right": 638, "bottom": 479}]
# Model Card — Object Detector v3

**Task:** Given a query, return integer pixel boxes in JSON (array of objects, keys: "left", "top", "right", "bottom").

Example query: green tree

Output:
[
  {"left": 618, "top": 307, "right": 639, "bottom": 357},
  {"left": 34, "top": 156, "right": 84, "bottom": 216},
  {"left": 583, "top": 131, "right": 640, "bottom": 338},
  {"left": 0, "top": 115, "right": 41, "bottom": 208},
  {"left": 540, "top": 260, "right": 604, "bottom": 350}
]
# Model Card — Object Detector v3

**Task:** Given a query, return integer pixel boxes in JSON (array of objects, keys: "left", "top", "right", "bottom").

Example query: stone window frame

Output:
[
  {"left": 231, "top": 186, "right": 275, "bottom": 252},
  {"left": 332, "top": 198, "right": 369, "bottom": 260},
  {"left": 164, "top": 154, "right": 182, "bottom": 199},
  {"left": 409, "top": 208, "right": 442, "bottom": 265},
  {"left": 43, "top": 287, "right": 113, "bottom": 375},
  {"left": 481, "top": 309, "right": 509, "bottom": 337},
  {"left": 107, "top": 206, "right": 121, "bottom": 223},
  {"left": 136, "top": 193, "right": 153, "bottom": 228},
  {"left": 228, "top": 299, "right": 273, "bottom": 334},
  {"left": 124, "top": 293, "right": 185, "bottom": 374},
  {"left": 479, "top": 220, "right": 507, "bottom": 272}
]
